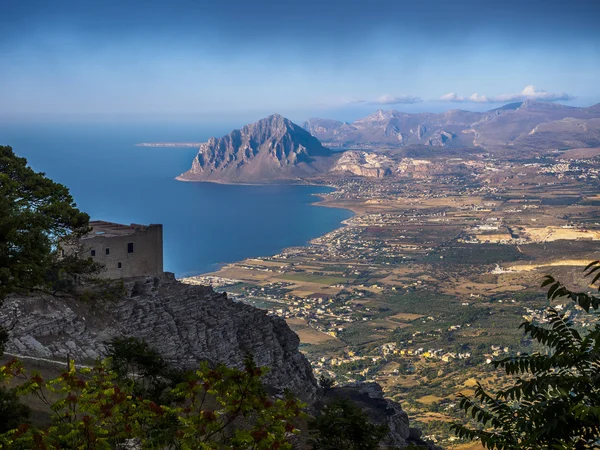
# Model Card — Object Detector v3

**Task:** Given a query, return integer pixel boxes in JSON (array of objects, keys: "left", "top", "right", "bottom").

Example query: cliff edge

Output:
[{"left": 1, "top": 277, "right": 318, "bottom": 403}]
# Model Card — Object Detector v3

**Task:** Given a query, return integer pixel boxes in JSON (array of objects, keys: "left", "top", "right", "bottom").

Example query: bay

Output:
[{"left": 0, "top": 120, "right": 353, "bottom": 277}]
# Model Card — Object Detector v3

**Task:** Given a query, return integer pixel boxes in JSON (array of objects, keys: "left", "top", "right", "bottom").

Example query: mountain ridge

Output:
[{"left": 304, "top": 101, "right": 600, "bottom": 150}]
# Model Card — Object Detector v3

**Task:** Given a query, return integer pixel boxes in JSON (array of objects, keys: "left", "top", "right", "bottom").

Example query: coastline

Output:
[{"left": 174, "top": 177, "right": 357, "bottom": 279}]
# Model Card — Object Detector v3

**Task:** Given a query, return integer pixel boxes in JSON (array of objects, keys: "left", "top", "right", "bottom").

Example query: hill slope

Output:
[{"left": 304, "top": 101, "right": 600, "bottom": 151}]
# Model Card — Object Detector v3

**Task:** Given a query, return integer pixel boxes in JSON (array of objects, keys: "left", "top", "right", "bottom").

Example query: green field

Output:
[{"left": 279, "top": 273, "right": 348, "bottom": 285}]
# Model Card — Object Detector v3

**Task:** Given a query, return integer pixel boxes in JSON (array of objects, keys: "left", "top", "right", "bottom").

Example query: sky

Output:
[{"left": 1, "top": 0, "right": 599, "bottom": 123}]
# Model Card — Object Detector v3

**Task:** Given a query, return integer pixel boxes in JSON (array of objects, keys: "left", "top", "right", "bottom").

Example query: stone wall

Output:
[{"left": 79, "top": 224, "right": 163, "bottom": 279}]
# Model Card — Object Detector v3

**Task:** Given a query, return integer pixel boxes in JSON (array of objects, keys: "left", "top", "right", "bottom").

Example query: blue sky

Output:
[{"left": 1, "top": 0, "right": 599, "bottom": 123}]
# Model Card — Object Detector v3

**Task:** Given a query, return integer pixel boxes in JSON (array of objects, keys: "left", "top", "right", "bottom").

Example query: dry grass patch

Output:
[
  {"left": 414, "top": 412, "right": 454, "bottom": 423},
  {"left": 417, "top": 395, "right": 445, "bottom": 405},
  {"left": 389, "top": 312, "right": 425, "bottom": 321},
  {"left": 523, "top": 226, "right": 600, "bottom": 242},
  {"left": 456, "top": 388, "right": 476, "bottom": 397},
  {"left": 463, "top": 378, "right": 479, "bottom": 387},
  {"left": 285, "top": 318, "right": 341, "bottom": 345}
]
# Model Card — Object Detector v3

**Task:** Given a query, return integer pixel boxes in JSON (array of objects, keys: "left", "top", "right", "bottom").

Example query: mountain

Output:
[
  {"left": 512, "top": 117, "right": 600, "bottom": 149},
  {"left": 469, "top": 100, "right": 599, "bottom": 148},
  {"left": 178, "top": 114, "right": 336, "bottom": 183},
  {"left": 304, "top": 101, "right": 600, "bottom": 151},
  {"left": 304, "top": 109, "right": 477, "bottom": 149}
]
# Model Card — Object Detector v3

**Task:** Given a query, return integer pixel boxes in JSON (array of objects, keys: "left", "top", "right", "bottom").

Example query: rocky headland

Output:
[{"left": 177, "top": 114, "right": 337, "bottom": 183}]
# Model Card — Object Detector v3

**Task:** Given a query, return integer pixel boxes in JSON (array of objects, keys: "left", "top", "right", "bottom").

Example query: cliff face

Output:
[
  {"left": 177, "top": 114, "right": 336, "bottom": 183},
  {"left": 330, "top": 150, "right": 394, "bottom": 178},
  {"left": 1, "top": 277, "right": 318, "bottom": 403},
  {"left": 321, "top": 383, "right": 441, "bottom": 450},
  {"left": 2, "top": 277, "right": 438, "bottom": 447}
]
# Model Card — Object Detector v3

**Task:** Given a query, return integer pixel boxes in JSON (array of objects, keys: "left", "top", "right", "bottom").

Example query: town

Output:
[{"left": 181, "top": 149, "right": 600, "bottom": 445}]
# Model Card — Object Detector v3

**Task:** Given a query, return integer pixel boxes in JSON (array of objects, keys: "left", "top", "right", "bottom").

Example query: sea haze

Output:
[{"left": 0, "top": 121, "right": 353, "bottom": 277}]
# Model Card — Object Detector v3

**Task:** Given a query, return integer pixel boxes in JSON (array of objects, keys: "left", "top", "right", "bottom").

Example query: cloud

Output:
[
  {"left": 440, "top": 92, "right": 465, "bottom": 102},
  {"left": 440, "top": 85, "right": 574, "bottom": 103},
  {"left": 371, "top": 94, "right": 422, "bottom": 105},
  {"left": 495, "top": 85, "right": 574, "bottom": 102}
]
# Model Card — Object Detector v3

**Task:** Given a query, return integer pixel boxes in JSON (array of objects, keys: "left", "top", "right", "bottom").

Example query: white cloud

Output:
[
  {"left": 468, "top": 93, "right": 490, "bottom": 103},
  {"left": 494, "top": 85, "right": 574, "bottom": 102},
  {"left": 371, "top": 94, "right": 422, "bottom": 105},
  {"left": 440, "top": 85, "right": 574, "bottom": 104},
  {"left": 440, "top": 92, "right": 465, "bottom": 102}
]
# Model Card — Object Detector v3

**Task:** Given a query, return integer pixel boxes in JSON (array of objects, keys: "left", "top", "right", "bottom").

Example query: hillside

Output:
[{"left": 304, "top": 101, "right": 600, "bottom": 151}]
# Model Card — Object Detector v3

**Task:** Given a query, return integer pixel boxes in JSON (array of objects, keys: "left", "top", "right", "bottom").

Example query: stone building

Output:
[{"left": 75, "top": 221, "right": 164, "bottom": 279}]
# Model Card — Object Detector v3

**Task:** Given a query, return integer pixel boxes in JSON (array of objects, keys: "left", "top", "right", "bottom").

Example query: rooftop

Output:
[{"left": 84, "top": 221, "right": 156, "bottom": 238}]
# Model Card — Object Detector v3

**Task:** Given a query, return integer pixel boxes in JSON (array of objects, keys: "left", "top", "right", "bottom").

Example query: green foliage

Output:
[
  {"left": 310, "top": 398, "right": 389, "bottom": 450},
  {"left": 452, "top": 261, "right": 600, "bottom": 449},
  {"left": 317, "top": 374, "right": 334, "bottom": 390},
  {"left": 0, "top": 386, "right": 30, "bottom": 434},
  {"left": 0, "top": 146, "right": 104, "bottom": 308},
  {"left": 105, "top": 336, "right": 185, "bottom": 403},
  {"left": 0, "top": 356, "right": 305, "bottom": 449}
]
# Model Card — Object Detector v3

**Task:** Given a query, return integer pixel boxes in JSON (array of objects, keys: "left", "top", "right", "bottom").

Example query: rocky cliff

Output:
[
  {"left": 1, "top": 276, "right": 318, "bottom": 403},
  {"left": 330, "top": 150, "right": 394, "bottom": 178},
  {"left": 320, "top": 383, "right": 441, "bottom": 449},
  {"left": 2, "top": 277, "right": 438, "bottom": 448},
  {"left": 178, "top": 114, "right": 337, "bottom": 183}
]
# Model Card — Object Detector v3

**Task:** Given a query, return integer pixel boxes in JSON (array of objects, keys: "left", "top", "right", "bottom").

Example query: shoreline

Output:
[{"left": 174, "top": 178, "right": 357, "bottom": 279}]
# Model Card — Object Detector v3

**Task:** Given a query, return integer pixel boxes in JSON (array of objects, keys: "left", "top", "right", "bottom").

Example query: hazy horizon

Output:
[{"left": 1, "top": 0, "right": 599, "bottom": 123}]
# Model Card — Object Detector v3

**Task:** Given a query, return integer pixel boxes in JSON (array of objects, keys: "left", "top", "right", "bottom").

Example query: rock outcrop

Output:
[
  {"left": 1, "top": 277, "right": 318, "bottom": 403},
  {"left": 330, "top": 150, "right": 394, "bottom": 178},
  {"left": 177, "top": 114, "right": 336, "bottom": 183},
  {"left": 2, "top": 277, "right": 440, "bottom": 447},
  {"left": 320, "top": 383, "right": 441, "bottom": 449}
]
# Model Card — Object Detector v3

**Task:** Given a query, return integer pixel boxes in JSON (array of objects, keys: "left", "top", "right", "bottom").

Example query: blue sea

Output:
[{"left": 0, "top": 120, "right": 352, "bottom": 277}]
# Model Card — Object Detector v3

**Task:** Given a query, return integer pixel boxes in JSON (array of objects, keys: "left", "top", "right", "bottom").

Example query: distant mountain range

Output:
[
  {"left": 177, "top": 114, "right": 334, "bottom": 183},
  {"left": 304, "top": 100, "right": 600, "bottom": 150},
  {"left": 178, "top": 102, "right": 600, "bottom": 183}
]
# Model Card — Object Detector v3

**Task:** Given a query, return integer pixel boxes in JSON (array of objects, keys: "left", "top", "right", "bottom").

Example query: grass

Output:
[
  {"left": 278, "top": 273, "right": 348, "bottom": 285},
  {"left": 417, "top": 394, "right": 444, "bottom": 405}
]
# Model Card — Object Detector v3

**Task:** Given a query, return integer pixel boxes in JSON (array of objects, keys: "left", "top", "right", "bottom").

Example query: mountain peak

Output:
[
  {"left": 260, "top": 113, "right": 288, "bottom": 123},
  {"left": 357, "top": 109, "right": 400, "bottom": 122},
  {"left": 518, "top": 99, "right": 575, "bottom": 111},
  {"left": 178, "top": 115, "right": 334, "bottom": 183}
]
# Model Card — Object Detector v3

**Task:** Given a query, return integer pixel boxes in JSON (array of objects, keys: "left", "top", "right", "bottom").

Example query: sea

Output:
[{"left": 0, "top": 120, "right": 353, "bottom": 277}]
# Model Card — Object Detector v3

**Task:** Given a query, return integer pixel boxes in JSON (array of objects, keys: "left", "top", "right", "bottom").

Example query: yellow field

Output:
[
  {"left": 417, "top": 395, "right": 444, "bottom": 405},
  {"left": 414, "top": 412, "right": 454, "bottom": 423},
  {"left": 463, "top": 378, "right": 479, "bottom": 387},
  {"left": 507, "top": 259, "right": 590, "bottom": 272},
  {"left": 471, "top": 233, "right": 512, "bottom": 243},
  {"left": 285, "top": 318, "right": 342, "bottom": 345},
  {"left": 523, "top": 226, "right": 600, "bottom": 242}
]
